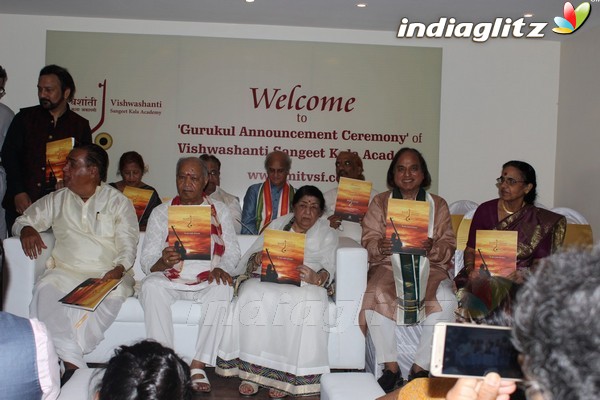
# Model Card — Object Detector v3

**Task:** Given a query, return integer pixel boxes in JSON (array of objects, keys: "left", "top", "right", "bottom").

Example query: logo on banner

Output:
[
  {"left": 552, "top": 2, "right": 591, "bottom": 34},
  {"left": 396, "top": 1, "right": 591, "bottom": 42},
  {"left": 70, "top": 79, "right": 113, "bottom": 149},
  {"left": 71, "top": 78, "right": 166, "bottom": 150}
]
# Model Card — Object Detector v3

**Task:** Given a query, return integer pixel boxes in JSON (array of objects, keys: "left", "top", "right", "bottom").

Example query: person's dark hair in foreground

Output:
[
  {"left": 97, "top": 340, "right": 192, "bottom": 400},
  {"left": 513, "top": 245, "right": 600, "bottom": 400}
]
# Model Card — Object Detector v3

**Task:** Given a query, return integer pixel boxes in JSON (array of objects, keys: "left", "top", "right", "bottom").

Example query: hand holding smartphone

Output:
[{"left": 430, "top": 322, "right": 523, "bottom": 381}]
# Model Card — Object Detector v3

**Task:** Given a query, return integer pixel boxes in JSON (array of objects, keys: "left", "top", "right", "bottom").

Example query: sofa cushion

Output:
[{"left": 115, "top": 298, "right": 203, "bottom": 325}]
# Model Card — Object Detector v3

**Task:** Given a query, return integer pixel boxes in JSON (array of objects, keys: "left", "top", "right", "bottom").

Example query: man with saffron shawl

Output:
[{"left": 241, "top": 151, "right": 295, "bottom": 234}]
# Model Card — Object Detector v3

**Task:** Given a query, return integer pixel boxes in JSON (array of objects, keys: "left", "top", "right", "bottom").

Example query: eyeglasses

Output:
[{"left": 496, "top": 176, "right": 525, "bottom": 186}]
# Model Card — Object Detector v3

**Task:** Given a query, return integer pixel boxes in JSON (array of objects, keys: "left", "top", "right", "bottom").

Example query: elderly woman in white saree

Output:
[{"left": 216, "top": 185, "right": 338, "bottom": 398}]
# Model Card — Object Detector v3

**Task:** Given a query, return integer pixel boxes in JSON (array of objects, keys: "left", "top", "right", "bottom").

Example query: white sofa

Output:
[{"left": 2, "top": 233, "right": 368, "bottom": 369}]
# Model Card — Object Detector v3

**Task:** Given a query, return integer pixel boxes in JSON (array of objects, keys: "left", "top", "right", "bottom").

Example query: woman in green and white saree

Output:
[{"left": 360, "top": 148, "right": 457, "bottom": 393}]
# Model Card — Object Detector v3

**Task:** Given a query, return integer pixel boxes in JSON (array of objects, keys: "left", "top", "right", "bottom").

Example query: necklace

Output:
[{"left": 501, "top": 200, "right": 523, "bottom": 215}]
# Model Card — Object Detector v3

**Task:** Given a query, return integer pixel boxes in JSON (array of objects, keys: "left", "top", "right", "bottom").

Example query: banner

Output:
[{"left": 46, "top": 32, "right": 441, "bottom": 200}]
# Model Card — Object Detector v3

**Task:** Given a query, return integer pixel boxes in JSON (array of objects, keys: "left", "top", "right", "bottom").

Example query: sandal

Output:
[
  {"left": 268, "top": 388, "right": 288, "bottom": 398},
  {"left": 190, "top": 368, "right": 211, "bottom": 393},
  {"left": 239, "top": 380, "right": 259, "bottom": 396}
]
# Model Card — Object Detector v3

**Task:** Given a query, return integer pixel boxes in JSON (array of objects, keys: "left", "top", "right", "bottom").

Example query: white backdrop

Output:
[{"left": 46, "top": 31, "right": 441, "bottom": 200}]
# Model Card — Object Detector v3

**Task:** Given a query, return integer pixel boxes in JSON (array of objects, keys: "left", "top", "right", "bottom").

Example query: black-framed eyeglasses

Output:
[{"left": 496, "top": 176, "right": 525, "bottom": 186}]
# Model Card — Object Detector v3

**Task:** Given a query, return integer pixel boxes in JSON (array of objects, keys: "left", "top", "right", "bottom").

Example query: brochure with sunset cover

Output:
[
  {"left": 123, "top": 186, "right": 154, "bottom": 222},
  {"left": 333, "top": 177, "right": 373, "bottom": 222},
  {"left": 386, "top": 198, "right": 430, "bottom": 256},
  {"left": 59, "top": 278, "right": 122, "bottom": 312},
  {"left": 45, "top": 137, "right": 74, "bottom": 184},
  {"left": 168, "top": 205, "right": 211, "bottom": 261},
  {"left": 475, "top": 230, "right": 518, "bottom": 277},
  {"left": 261, "top": 229, "right": 305, "bottom": 286}
]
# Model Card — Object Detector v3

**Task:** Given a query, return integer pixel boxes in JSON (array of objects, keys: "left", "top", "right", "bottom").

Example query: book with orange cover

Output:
[
  {"left": 123, "top": 186, "right": 154, "bottom": 222},
  {"left": 261, "top": 229, "right": 305, "bottom": 286},
  {"left": 334, "top": 177, "right": 373, "bottom": 222},
  {"left": 168, "top": 205, "right": 212, "bottom": 261},
  {"left": 475, "top": 230, "right": 518, "bottom": 277},
  {"left": 59, "top": 278, "right": 122, "bottom": 311},
  {"left": 45, "top": 137, "right": 74, "bottom": 184},
  {"left": 386, "top": 198, "right": 430, "bottom": 256}
]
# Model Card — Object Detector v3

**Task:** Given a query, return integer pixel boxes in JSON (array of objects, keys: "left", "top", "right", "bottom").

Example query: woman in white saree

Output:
[{"left": 216, "top": 185, "right": 338, "bottom": 398}]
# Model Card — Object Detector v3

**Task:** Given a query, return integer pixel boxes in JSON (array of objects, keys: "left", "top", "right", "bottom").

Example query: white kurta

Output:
[
  {"left": 13, "top": 183, "right": 139, "bottom": 368},
  {"left": 323, "top": 186, "right": 377, "bottom": 243},
  {"left": 216, "top": 214, "right": 338, "bottom": 396},
  {"left": 139, "top": 198, "right": 241, "bottom": 365},
  {"left": 209, "top": 186, "right": 242, "bottom": 234}
]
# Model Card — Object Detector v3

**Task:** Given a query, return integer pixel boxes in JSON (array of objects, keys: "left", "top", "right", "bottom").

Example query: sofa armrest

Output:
[
  {"left": 3, "top": 233, "right": 56, "bottom": 318},
  {"left": 334, "top": 236, "right": 368, "bottom": 305},
  {"left": 328, "top": 236, "right": 368, "bottom": 368}
]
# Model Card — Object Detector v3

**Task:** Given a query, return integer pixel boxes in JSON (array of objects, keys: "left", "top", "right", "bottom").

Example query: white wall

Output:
[
  {"left": 0, "top": 14, "right": 561, "bottom": 208},
  {"left": 556, "top": 25, "right": 600, "bottom": 237}
]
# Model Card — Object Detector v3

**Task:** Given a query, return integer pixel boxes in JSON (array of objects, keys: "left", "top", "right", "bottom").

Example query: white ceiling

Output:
[{"left": 1, "top": 0, "right": 597, "bottom": 41}]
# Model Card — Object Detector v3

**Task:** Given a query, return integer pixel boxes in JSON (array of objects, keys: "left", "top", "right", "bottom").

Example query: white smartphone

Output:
[{"left": 430, "top": 322, "right": 523, "bottom": 381}]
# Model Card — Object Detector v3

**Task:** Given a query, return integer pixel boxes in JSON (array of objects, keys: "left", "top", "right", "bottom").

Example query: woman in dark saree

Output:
[{"left": 459, "top": 160, "right": 566, "bottom": 319}]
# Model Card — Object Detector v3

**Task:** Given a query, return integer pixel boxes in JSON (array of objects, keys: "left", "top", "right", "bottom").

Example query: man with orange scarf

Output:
[
  {"left": 241, "top": 151, "right": 295, "bottom": 234},
  {"left": 139, "top": 157, "right": 240, "bottom": 394}
]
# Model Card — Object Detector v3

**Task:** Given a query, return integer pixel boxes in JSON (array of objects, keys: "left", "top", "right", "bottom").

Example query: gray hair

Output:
[
  {"left": 176, "top": 157, "right": 208, "bottom": 179},
  {"left": 513, "top": 245, "right": 600, "bottom": 399},
  {"left": 264, "top": 150, "right": 292, "bottom": 171}
]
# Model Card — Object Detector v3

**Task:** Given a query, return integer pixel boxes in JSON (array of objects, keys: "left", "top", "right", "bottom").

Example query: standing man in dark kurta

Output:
[{"left": 1, "top": 64, "right": 92, "bottom": 234}]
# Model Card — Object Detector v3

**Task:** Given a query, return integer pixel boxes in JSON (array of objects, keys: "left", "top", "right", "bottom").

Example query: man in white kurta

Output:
[
  {"left": 139, "top": 157, "right": 240, "bottom": 393},
  {"left": 323, "top": 151, "right": 377, "bottom": 243},
  {"left": 200, "top": 154, "right": 243, "bottom": 234},
  {"left": 13, "top": 144, "right": 139, "bottom": 370},
  {"left": 209, "top": 186, "right": 242, "bottom": 233}
]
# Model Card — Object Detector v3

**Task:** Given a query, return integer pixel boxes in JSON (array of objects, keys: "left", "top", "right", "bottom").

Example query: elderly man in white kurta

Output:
[
  {"left": 13, "top": 144, "right": 139, "bottom": 371},
  {"left": 139, "top": 157, "right": 240, "bottom": 394},
  {"left": 200, "top": 154, "right": 243, "bottom": 234}
]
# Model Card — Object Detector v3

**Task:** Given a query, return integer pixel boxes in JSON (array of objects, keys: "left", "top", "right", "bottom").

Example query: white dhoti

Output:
[
  {"left": 139, "top": 272, "right": 233, "bottom": 365},
  {"left": 216, "top": 278, "right": 330, "bottom": 397},
  {"left": 367, "top": 278, "right": 457, "bottom": 375},
  {"left": 30, "top": 280, "right": 125, "bottom": 369}
]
